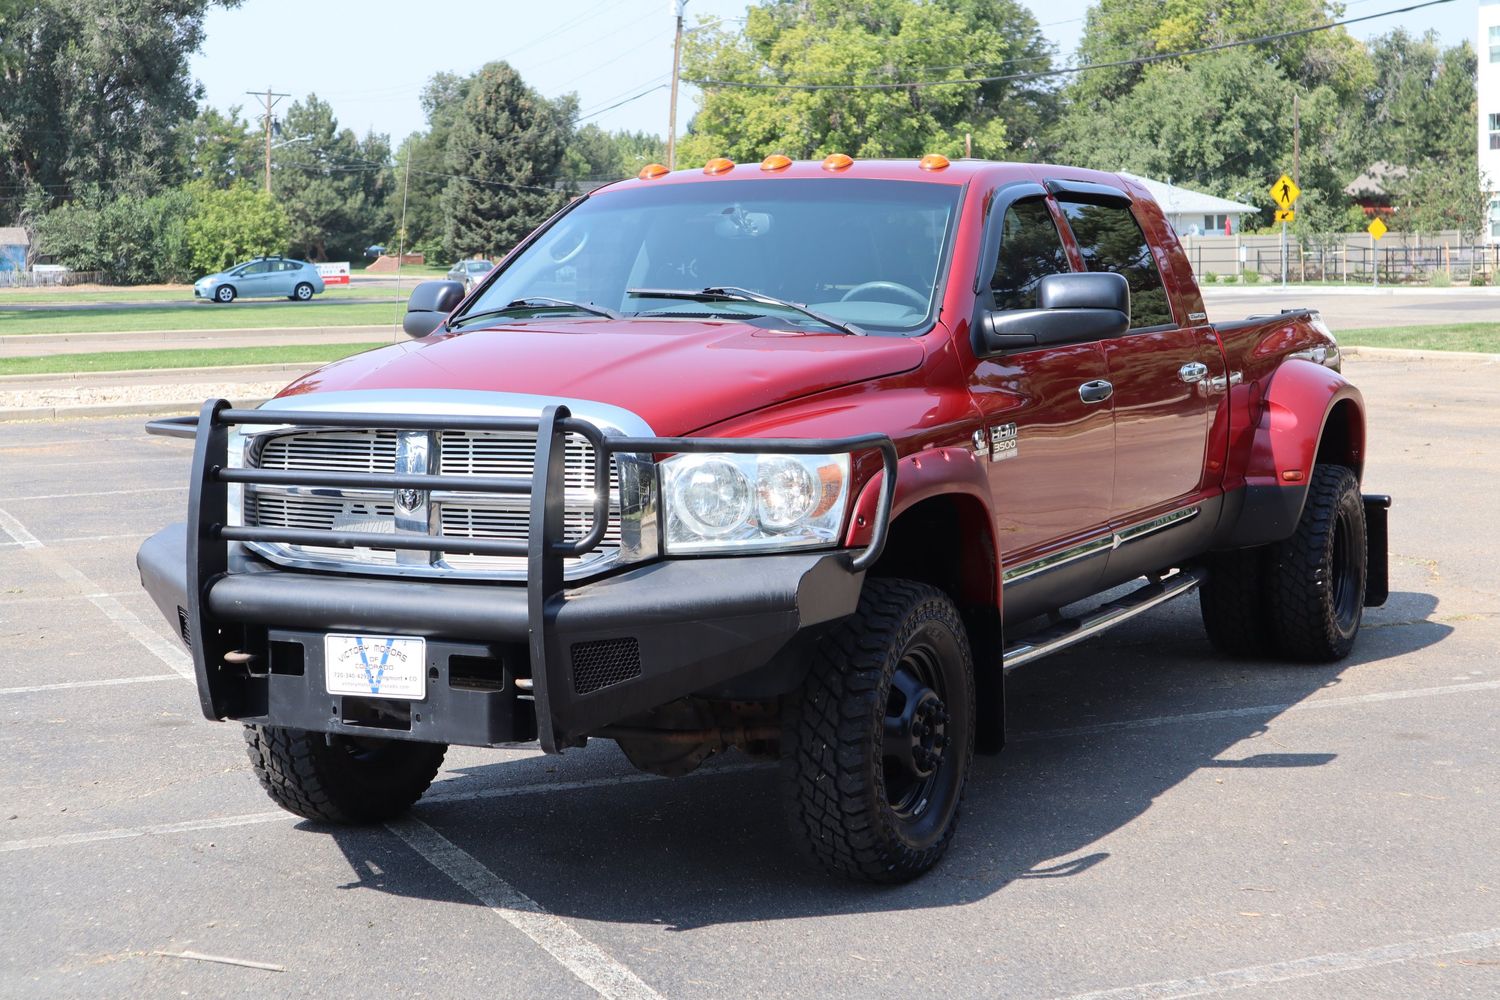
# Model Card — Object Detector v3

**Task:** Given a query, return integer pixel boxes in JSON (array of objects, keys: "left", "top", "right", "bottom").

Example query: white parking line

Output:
[
  {"left": 0, "top": 487, "right": 183, "bottom": 502},
  {"left": 1010, "top": 678, "right": 1500, "bottom": 743},
  {"left": 0, "top": 505, "right": 192, "bottom": 680},
  {"left": 387, "top": 817, "right": 665, "bottom": 1000},
  {"left": 0, "top": 674, "right": 182, "bottom": 696},
  {"left": 1052, "top": 925, "right": 1500, "bottom": 999},
  {"left": 0, "top": 812, "right": 286, "bottom": 854}
]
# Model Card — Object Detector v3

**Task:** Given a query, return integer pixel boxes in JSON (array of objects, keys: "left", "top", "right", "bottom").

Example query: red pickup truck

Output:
[{"left": 139, "top": 156, "right": 1389, "bottom": 882}]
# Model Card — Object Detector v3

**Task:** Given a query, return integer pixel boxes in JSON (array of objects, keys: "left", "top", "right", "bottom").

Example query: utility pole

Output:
[
  {"left": 1292, "top": 92, "right": 1301, "bottom": 189},
  {"left": 247, "top": 87, "right": 291, "bottom": 194},
  {"left": 667, "top": 0, "right": 687, "bottom": 171}
]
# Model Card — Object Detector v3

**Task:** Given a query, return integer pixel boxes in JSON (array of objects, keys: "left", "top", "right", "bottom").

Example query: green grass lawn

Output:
[
  {"left": 0, "top": 342, "right": 385, "bottom": 376},
  {"left": 1339, "top": 323, "right": 1500, "bottom": 353},
  {"left": 1, "top": 301, "right": 400, "bottom": 335}
]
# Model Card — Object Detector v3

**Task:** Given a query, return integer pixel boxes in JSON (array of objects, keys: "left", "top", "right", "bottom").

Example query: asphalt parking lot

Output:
[{"left": 2, "top": 354, "right": 1498, "bottom": 999}]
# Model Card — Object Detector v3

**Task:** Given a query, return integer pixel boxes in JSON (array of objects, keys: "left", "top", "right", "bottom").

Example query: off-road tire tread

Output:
[
  {"left": 1267, "top": 464, "right": 1364, "bottom": 662},
  {"left": 243, "top": 724, "right": 446, "bottom": 824},
  {"left": 1199, "top": 547, "right": 1273, "bottom": 656},
  {"left": 781, "top": 578, "right": 974, "bottom": 883}
]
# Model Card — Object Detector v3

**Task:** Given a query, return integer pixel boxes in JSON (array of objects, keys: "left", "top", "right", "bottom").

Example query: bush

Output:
[
  {"left": 1470, "top": 271, "right": 1487, "bottom": 286},
  {"left": 1201, "top": 271, "right": 1218, "bottom": 285},
  {"left": 35, "top": 189, "right": 193, "bottom": 284},
  {"left": 185, "top": 183, "right": 292, "bottom": 276},
  {"left": 1240, "top": 268, "right": 1261, "bottom": 284},
  {"left": 1430, "top": 270, "right": 1452, "bottom": 288}
]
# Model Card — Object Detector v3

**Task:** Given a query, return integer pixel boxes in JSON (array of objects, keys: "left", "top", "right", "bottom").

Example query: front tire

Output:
[
  {"left": 243, "top": 725, "right": 446, "bottom": 824},
  {"left": 214, "top": 285, "right": 236, "bottom": 303},
  {"left": 292, "top": 282, "right": 313, "bottom": 301},
  {"left": 781, "top": 579, "right": 975, "bottom": 882}
]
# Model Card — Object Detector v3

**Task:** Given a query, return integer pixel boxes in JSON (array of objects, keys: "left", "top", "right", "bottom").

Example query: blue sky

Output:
[{"left": 189, "top": 0, "right": 1479, "bottom": 145}]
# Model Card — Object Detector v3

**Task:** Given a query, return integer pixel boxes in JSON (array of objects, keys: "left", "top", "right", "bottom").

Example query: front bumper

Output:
[
  {"left": 137, "top": 400, "right": 894, "bottom": 752},
  {"left": 138, "top": 525, "right": 862, "bottom": 749}
]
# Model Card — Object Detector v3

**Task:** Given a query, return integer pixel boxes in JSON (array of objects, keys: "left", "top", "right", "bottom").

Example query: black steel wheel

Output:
[
  {"left": 781, "top": 578, "right": 975, "bottom": 882},
  {"left": 1266, "top": 464, "right": 1367, "bottom": 661},
  {"left": 243, "top": 724, "right": 446, "bottom": 824}
]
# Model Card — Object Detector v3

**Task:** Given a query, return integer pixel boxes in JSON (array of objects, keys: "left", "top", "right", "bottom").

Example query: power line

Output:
[
  {"left": 686, "top": 0, "right": 1456, "bottom": 92},
  {"left": 574, "top": 82, "right": 670, "bottom": 124}
]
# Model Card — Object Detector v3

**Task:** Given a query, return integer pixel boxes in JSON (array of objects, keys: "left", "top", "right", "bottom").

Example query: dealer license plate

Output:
[{"left": 324, "top": 634, "right": 427, "bottom": 700}]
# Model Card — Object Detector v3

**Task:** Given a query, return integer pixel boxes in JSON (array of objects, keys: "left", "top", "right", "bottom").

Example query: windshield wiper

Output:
[
  {"left": 626, "top": 287, "right": 864, "bottom": 336},
  {"left": 450, "top": 297, "right": 619, "bottom": 328}
]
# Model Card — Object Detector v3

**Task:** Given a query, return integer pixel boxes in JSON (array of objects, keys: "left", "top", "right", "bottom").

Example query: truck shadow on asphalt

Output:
[{"left": 318, "top": 589, "right": 1450, "bottom": 929}]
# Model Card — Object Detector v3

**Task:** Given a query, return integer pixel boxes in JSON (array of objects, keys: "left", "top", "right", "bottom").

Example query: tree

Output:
[
  {"left": 388, "top": 73, "right": 475, "bottom": 259},
  {"left": 1359, "top": 32, "right": 1475, "bottom": 170},
  {"left": 271, "top": 95, "right": 392, "bottom": 261},
  {"left": 184, "top": 182, "right": 291, "bottom": 274},
  {"left": 178, "top": 105, "right": 262, "bottom": 188},
  {"left": 0, "top": 0, "right": 238, "bottom": 202},
  {"left": 441, "top": 62, "right": 572, "bottom": 258},
  {"left": 1394, "top": 159, "right": 1488, "bottom": 241},
  {"left": 678, "top": 0, "right": 1058, "bottom": 164}
]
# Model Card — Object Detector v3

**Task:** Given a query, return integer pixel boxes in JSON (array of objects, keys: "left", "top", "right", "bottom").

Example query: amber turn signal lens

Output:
[
  {"left": 704, "top": 157, "right": 735, "bottom": 175},
  {"left": 1281, "top": 469, "right": 1305, "bottom": 482},
  {"left": 919, "top": 153, "right": 951, "bottom": 171},
  {"left": 821, "top": 153, "right": 853, "bottom": 171},
  {"left": 761, "top": 154, "right": 792, "bottom": 171},
  {"left": 638, "top": 163, "right": 669, "bottom": 179}
]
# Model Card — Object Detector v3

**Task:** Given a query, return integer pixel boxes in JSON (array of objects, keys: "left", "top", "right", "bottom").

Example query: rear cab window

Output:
[{"left": 1056, "top": 200, "right": 1174, "bottom": 328}]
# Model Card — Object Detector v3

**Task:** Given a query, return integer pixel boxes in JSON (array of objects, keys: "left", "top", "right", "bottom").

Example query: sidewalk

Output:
[{"left": 0, "top": 324, "right": 398, "bottom": 357}]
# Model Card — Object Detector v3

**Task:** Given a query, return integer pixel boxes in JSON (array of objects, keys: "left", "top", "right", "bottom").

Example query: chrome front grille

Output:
[{"left": 241, "top": 424, "right": 633, "bottom": 579}]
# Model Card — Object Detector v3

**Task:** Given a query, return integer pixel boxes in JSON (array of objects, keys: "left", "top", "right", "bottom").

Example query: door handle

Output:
[
  {"left": 1179, "top": 362, "right": 1209, "bottom": 384},
  {"left": 1078, "top": 379, "right": 1113, "bottom": 404}
]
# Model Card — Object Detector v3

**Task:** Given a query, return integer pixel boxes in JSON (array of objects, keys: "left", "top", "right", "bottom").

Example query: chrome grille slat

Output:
[{"left": 243, "top": 426, "right": 624, "bottom": 579}]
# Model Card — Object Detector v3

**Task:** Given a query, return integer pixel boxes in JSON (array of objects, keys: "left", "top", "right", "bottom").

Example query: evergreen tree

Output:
[{"left": 441, "top": 61, "right": 571, "bottom": 259}]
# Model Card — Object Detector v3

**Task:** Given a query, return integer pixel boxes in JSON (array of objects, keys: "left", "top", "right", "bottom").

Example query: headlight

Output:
[{"left": 661, "top": 452, "right": 850, "bottom": 554}]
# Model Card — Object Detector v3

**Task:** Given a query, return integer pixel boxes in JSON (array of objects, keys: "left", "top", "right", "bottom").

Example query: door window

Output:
[
  {"left": 990, "top": 198, "right": 1070, "bottom": 311},
  {"left": 240, "top": 261, "right": 272, "bottom": 275},
  {"left": 1057, "top": 200, "right": 1173, "bottom": 328}
]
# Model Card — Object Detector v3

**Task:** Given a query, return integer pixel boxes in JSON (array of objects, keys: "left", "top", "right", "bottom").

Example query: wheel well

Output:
[
  {"left": 1315, "top": 398, "right": 1364, "bottom": 480},
  {"left": 868, "top": 494, "right": 997, "bottom": 614}
]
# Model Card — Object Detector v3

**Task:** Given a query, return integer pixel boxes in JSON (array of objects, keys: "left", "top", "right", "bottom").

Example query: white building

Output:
[
  {"left": 1117, "top": 173, "right": 1259, "bottom": 237},
  {"left": 1481, "top": 1, "right": 1500, "bottom": 241}
]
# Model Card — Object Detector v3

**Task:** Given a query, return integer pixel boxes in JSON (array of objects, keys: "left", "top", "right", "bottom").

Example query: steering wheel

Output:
[
  {"left": 548, "top": 228, "right": 588, "bottom": 265},
  {"left": 839, "top": 280, "right": 928, "bottom": 310}
]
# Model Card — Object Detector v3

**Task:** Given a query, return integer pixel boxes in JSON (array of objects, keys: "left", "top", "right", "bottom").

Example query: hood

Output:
[{"left": 275, "top": 318, "right": 926, "bottom": 435}]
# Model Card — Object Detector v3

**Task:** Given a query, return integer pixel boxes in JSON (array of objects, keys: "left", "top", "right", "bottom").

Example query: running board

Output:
[{"left": 1002, "top": 567, "right": 1208, "bottom": 671}]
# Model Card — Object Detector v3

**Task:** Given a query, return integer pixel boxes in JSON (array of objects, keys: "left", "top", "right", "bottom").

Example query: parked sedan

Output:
[
  {"left": 445, "top": 259, "right": 494, "bottom": 291},
  {"left": 194, "top": 257, "right": 326, "bottom": 303}
]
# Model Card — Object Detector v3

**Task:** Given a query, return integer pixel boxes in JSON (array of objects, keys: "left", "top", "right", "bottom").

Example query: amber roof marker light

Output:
[
  {"left": 761, "top": 154, "right": 792, "bottom": 172},
  {"left": 919, "top": 153, "right": 951, "bottom": 171},
  {"left": 638, "top": 163, "right": 669, "bottom": 180},
  {"left": 704, "top": 157, "right": 735, "bottom": 175},
  {"left": 821, "top": 153, "right": 853, "bottom": 171}
]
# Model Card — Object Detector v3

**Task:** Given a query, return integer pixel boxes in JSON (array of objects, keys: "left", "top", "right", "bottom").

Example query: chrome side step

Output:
[{"left": 1002, "top": 567, "right": 1207, "bottom": 671}]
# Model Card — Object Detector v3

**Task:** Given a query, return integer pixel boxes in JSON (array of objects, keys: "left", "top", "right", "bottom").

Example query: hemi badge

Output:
[{"left": 989, "top": 423, "right": 1018, "bottom": 462}]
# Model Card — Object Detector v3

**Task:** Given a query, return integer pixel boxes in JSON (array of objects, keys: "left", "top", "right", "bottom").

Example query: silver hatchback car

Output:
[
  {"left": 194, "top": 257, "right": 326, "bottom": 303},
  {"left": 445, "top": 259, "right": 494, "bottom": 291}
]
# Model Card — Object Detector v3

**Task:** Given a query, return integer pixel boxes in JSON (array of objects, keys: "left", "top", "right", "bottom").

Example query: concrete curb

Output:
[
  {"left": 0, "top": 324, "right": 395, "bottom": 346},
  {"left": 0, "top": 361, "right": 318, "bottom": 384},
  {"left": 0, "top": 398, "right": 271, "bottom": 423},
  {"left": 1202, "top": 285, "right": 1500, "bottom": 297},
  {"left": 1343, "top": 346, "right": 1500, "bottom": 362}
]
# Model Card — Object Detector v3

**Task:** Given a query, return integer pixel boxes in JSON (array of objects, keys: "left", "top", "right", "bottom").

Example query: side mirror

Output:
[
  {"left": 403, "top": 280, "right": 466, "bottom": 338},
  {"left": 976, "top": 272, "right": 1131, "bottom": 356}
]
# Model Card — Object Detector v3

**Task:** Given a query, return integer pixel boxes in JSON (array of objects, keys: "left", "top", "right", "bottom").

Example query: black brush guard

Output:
[{"left": 147, "top": 399, "right": 897, "bottom": 752}]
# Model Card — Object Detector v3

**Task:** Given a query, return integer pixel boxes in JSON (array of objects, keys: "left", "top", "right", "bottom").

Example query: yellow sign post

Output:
[
  {"left": 1269, "top": 175, "right": 1301, "bottom": 287},
  {"left": 1367, "top": 217, "right": 1388, "bottom": 287}
]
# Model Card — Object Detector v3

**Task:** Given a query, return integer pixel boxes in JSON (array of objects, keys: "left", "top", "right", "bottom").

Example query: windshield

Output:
[{"left": 460, "top": 179, "right": 961, "bottom": 335}]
